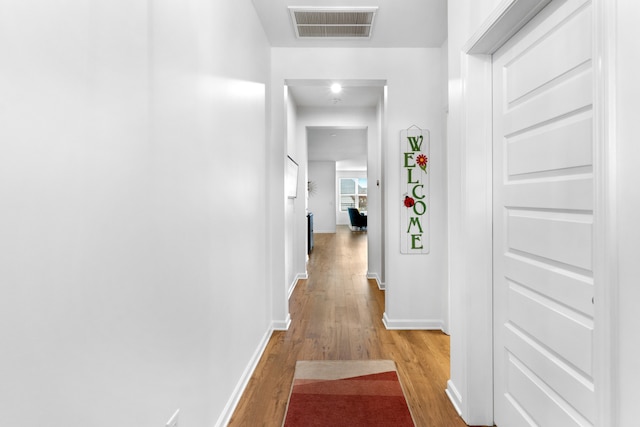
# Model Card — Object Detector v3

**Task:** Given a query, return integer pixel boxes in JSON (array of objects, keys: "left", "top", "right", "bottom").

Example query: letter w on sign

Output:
[{"left": 407, "top": 135, "right": 423, "bottom": 151}]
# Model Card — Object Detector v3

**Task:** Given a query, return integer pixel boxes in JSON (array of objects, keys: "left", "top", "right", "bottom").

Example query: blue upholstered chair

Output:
[{"left": 347, "top": 208, "right": 367, "bottom": 230}]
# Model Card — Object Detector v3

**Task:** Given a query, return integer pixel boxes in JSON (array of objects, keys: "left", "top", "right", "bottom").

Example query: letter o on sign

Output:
[{"left": 413, "top": 200, "right": 426, "bottom": 216}]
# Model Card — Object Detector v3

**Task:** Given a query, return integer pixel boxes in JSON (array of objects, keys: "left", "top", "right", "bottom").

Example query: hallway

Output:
[{"left": 229, "top": 226, "right": 466, "bottom": 426}]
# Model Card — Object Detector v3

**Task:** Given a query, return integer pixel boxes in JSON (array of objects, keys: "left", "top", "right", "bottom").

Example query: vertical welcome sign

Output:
[{"left": 400, "top": 127, "right": 430, "bottom": 254}]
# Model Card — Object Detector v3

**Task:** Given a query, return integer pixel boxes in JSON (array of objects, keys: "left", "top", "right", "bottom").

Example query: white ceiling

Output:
[
  {"left": 254, "top": 1, "right": 447, "bottom": 170},
  {"left": 289, "top": 85, "right": 381, "bottom": 108},
  {"left": 288, "top": 79, "right": 384, "bottom": 108},
  {"left": 251, "top": 0, "right": 448, "bottom": 48},
  {"left": 307, "top": 127, "right": 368, "bottom": 171},
  {"left": 290, "top": 81, "right": 377, "bottom": 169}
]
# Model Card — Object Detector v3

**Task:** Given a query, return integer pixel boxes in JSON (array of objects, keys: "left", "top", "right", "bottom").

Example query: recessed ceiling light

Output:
[{"left": 330, "top": 83, "right": 342, "bottom": 94}]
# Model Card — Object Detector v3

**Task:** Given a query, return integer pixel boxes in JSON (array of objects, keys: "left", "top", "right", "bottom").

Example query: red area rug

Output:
[{"left": 282, "top": 360, "right": 415, "bottom": 427}]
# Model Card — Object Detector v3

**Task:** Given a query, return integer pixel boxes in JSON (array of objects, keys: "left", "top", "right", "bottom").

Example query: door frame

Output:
[{"left": 458, "top": 0, "right": 617, "bottom": 424}]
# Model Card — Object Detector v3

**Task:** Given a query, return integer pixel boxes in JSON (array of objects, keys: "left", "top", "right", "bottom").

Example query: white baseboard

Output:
[
  {"left": 288, "top": 273, "right": 307, "bottom": 299},
  {"left": 214, "top": 326, "right": 273, "bottom": 427},
  {"left": 366, "top": 272, "right": 385, "bottom": 290},
  {"left": 272, "top": 313, "right": 291, "bottom": 331},
  {"left": 382, "top": 312, "right": 444, "bottom": 330},
  {"left": 445, "top": 379, "right": 463, "bottom": 417}
]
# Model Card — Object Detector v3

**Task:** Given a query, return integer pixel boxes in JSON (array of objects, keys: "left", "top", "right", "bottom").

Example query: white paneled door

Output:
[{"left": 492, "top": 0, "right": 595, "bottom": 426}]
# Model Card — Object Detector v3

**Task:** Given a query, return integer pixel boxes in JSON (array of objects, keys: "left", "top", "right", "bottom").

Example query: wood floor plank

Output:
[{"left": 228, "top": 226, "right": 469, "bottom": 427}]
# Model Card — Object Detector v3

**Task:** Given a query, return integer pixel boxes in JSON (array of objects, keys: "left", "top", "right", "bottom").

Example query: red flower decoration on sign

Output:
[
  {"left": 416, "top": 154, "right": 428, "bottom": 172},
  {"left": 404, "top": 196, "right": 415, "bottom": 208}
]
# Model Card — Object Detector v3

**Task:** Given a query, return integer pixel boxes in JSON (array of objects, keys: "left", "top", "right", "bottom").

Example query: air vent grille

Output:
[{"left": 289, "top": 7, "right": 378, "bottom": 39}]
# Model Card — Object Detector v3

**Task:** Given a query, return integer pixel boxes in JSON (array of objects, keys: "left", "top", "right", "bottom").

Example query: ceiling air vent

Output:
[{"left": 289, "top": 7, "right": 378, "bottom": 39}]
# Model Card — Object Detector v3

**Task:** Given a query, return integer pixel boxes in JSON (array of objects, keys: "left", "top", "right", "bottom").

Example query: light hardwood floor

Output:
[{"left": 228, "top": 226, "right": 469, "bottom": 427}]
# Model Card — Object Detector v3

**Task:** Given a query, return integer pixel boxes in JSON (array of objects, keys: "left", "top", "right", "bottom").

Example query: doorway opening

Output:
[{"left": 284, "top": 79, "right": 386, "bottom": 297}]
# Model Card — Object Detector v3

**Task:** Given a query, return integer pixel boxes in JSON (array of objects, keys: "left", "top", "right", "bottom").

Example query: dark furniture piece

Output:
[
  {"left": 307, "top": 212, "right": 314, "bottom": 254},
  {"left": 347, "top": 208, "right": 367, "bottom": 230}
]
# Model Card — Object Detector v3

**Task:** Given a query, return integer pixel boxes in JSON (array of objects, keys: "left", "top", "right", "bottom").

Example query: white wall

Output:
[
  {"left": 285, "top": 87, "right": 302, "bottom": 292},
  {"left": 272, "top": 48, "right": 447, "bottom": 330},
  {"left": 376, "top": 94, "right": 387, "bottom": 285},
  {"left": 308, "top": 162, "right": 337, "bottom": 233},
  {"left": 0, "top": 1, "right": 271, "bottom": 426},
  {"left": 615, "top": 1, "right": 640, "bottom": 424},
  {"left": 446, "top": 0, "right": 510, "bottom": 424},
  {"left": 440, "top": 38, "right": 450, "bottom": 334}
]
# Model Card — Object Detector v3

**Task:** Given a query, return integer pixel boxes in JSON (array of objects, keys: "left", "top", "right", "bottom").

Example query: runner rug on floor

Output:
[{"left": 282, "top": 360, "right": 416, "bottom": 427}]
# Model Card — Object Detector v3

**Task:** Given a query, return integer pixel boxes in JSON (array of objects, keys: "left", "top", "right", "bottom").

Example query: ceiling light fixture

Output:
[{"left": 331, "top": 83, "right": 342, "bottom": 94}]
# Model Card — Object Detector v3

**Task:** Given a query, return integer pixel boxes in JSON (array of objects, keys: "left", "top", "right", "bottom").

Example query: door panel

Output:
[
  {"left": 507, "top": 283, "right": 592, "bottom": 374},
  {"left": 506, "top": 355, "right": 589, "bottom": 427},
  {"left": 505, "top": 177, "right": 592, "bottom": 211},
  {"left": 502, "top": 68, "right": 592, "bottom": 136},
  {"left": 507, "top": 211, "right": 592, "bottom": 270},
  {"left": 504, "top": 4, "right": 592, "bottom": 105},
  {"left": 504, "top": 255, "right": 593, "bottom": 316},
  {"left": 507, "top": 112, "right": 592, "bottom": 176},
  {"left": 493, "top": 0, "right": 594, "bottom": 425},
  {"left": 504, "top": 325, "right": 595, "bottom": 421}
]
